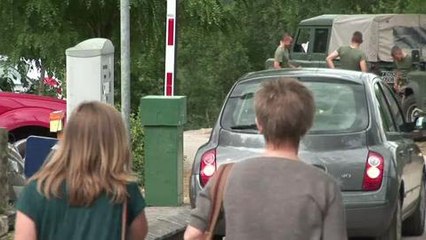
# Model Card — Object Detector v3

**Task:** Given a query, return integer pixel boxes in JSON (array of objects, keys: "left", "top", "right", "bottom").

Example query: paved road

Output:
[
  {"left": 403, "top": 223, "right": 426, "bottom": 239},
  {"left": 351, "top": 224, "right": 426, "bottom": 239},
  {"left": 404, "top": 232, "right": 425, "bottom": 239}
]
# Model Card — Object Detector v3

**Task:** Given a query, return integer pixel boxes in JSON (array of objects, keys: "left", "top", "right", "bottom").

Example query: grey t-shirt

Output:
[{"left": 189, "top": 157, "right": 347, "bottom": 240}]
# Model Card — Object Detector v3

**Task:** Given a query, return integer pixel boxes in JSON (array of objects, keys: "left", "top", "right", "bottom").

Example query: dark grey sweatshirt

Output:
[{"left": 189, "top": 157, "right": 348, "bottom": 240}]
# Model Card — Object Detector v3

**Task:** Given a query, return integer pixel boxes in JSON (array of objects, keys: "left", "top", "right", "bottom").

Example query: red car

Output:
[{"left": 0, "top": 92, "right": 66, "bottom": 149}]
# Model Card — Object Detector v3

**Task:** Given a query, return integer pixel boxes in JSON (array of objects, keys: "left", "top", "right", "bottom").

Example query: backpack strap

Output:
[
  {"left": 121, "top": 200, "right": 127, "bottom": 240},
  {"left": 205, "top": 163, "right": 235, "bottom": 238}
]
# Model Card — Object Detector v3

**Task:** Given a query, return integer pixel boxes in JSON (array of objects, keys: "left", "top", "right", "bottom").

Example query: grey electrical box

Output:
[{"left": 66, "top": 38, "right": 114, "bottom": 116}]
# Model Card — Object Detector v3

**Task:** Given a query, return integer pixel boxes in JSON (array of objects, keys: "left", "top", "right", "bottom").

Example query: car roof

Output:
[
  {"left": 238, "top": 68, "right": 372, "bottom": 85},
  {"left": 298, "top": 14, "right": 423, "bottom": 26},
  {"left": 299, "top": 14, "right": 340, "bottom": 26}
]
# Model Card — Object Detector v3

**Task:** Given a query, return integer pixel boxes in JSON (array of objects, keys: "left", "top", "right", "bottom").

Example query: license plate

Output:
[{"left": 380, "top": 71, "right": 396, "bottom": 84}]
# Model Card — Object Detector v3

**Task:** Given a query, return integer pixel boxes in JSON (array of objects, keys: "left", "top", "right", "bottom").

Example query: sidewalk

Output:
[{"left": 146, "top": 206, "right": 191, "bottom": 240}]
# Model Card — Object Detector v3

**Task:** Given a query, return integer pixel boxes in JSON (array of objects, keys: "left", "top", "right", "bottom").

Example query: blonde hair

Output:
[{"left": 32, "top": 102, "right": 136, "bottom": 206}]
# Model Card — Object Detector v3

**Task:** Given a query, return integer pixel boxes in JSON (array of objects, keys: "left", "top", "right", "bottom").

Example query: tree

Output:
[
  {"left": 0, "top": 0, "right": 424, "bottom": 128},
  {"left": 0, "top": 0, "right": 165, "bottom": 100},
  {"left": 406, "top": 0, "right": 426, "bottom": 13}
]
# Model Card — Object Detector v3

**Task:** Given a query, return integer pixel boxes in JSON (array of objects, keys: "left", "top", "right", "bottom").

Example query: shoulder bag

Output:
[{"left": 204, "top": 163, "right": 234, "bottom": 240}]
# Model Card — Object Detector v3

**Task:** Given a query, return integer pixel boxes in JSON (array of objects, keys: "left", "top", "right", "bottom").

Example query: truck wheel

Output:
[
  {"left": 402, "top": 181, "right": 425, "bottom": 236},
  {"left": 377, "top": 199, "right": 402, "bottom": 240},
  {"left": 402, "top": 95, "right": 418, "bottom": 122}
]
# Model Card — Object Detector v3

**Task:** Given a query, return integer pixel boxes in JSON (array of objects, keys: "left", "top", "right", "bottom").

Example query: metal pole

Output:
[
  {"left": 120, "top": 0, "right": 131, "bottom": 135},
  {"left": 174, "top": 0, "right": 179, "bottom": 95}
]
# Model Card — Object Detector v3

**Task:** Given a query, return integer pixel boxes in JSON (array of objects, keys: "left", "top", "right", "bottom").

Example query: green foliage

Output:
[
  {"left": 0, "top": 0, "right": 165, "bottom": 98},
  {"left": 130, "top": 112, "right": 144, "bottom": 186},
  {"left": 0, "top": 77, "right": 13, "bottom": 92},
  {"left": 0, "top": 0, "right": 425, "bottom": 129},
  {"left": 177, "top": 27, "right": 251, "bottom": 128},
  {"left": 406, "top": 0, "right": 426, "bottom": 13}
]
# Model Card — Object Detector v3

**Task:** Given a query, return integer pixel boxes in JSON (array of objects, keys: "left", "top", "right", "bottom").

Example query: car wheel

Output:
[
  {"left": 377, "top": 198, "right": 402, "bottom": 240},
  {"left": 402, "top": 95, "right": 419, "bottom": 122},
  {"left": 402, "top": 181, "right": 425, "bottom": 236}
]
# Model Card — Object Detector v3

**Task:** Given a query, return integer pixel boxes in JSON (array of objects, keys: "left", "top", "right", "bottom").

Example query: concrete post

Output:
[
  {"left": 140, "top": 96, "right": 187, "bottom": 206},
  {"left": 0, "top": 129, "right": 8, "bottom": 214}
]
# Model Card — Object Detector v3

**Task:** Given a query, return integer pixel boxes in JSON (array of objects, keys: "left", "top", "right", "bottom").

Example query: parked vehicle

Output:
[
  {"left": 7, "top": 143, "right": 25, "bottom": 203},
  {"left": 189, "top": 68, "right": 426, "bottom": 239},
  {"left": 0, "top": 92, "right": 66, "bottom": 157},
  {"left": 267, "top": 14, "right": 426, "bottom": 122}
]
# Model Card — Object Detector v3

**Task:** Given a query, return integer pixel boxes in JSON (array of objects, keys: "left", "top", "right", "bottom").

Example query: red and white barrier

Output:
[{"left": 164, "top": 0, "right": 176, "bottom": 96}]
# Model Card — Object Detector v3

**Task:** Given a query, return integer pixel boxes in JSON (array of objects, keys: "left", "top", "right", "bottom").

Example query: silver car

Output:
[{"left": 189, "top": 68, "right": 426, "bottom": 239}]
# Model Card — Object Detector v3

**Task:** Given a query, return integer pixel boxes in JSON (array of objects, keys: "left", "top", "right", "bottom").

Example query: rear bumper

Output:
[
  {"left": 343, "top": 177, "right": 398, "bottom": 237},
  {"left": 344, "top": 199, "right": 394, "bottom": 237}
]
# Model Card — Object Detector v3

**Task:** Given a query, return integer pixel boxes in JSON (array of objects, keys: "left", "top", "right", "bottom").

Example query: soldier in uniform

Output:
[
  {"left": 391, "top": 46, "right": 413, "bottom": 92},
  {"left": 273, "top": 33, "right": 297, "bottom": 69},
  {"left": 326, "top": 31, "right": 368, "bottom": 72}
]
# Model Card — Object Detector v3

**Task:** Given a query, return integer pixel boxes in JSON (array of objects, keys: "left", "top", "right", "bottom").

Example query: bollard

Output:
[
  {"left": 140, "top": 96, "right": 186, "bottom": 206},
  {"left": 0, "top": 129, "right": 8, "bottom": 214}
]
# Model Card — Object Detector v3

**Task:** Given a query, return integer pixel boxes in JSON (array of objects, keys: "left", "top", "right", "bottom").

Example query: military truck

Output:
[{"left": 268, "top": 14, "right": 426, "bottom": 122}]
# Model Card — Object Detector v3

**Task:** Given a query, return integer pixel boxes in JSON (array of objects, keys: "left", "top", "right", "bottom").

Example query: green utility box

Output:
[{"left": 140, "top": 96, "right": 187, "bottom": 206}]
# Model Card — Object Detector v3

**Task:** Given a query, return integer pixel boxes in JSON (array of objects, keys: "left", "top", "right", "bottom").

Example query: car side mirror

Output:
[
  {"left": 404, "top": 116, "right": 426, "bottom": 141},
  {"left": 400, "top": 117, "right": 426, "bottom": 141},
  {"left": 415, "top": 116, "right": 426, "bottom": 130}
]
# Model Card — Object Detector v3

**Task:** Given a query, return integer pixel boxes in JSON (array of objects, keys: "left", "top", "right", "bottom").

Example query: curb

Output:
[{"left": 146, "top": 206, "right": 191, "bottom": 240}]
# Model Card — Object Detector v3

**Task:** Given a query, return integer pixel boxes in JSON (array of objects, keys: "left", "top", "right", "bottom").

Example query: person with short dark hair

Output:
[
  {"left": 326, "top": 31, "right": 368, "bottom": 72},
  {"left": 184, "top": 78, "right": 347, "bottom": 240},
  {"left": 391, "top": 46, "right": 413, "bottom": 92},
  {"left": 273, "top": 33, "right": 297, "bottom": 69}
]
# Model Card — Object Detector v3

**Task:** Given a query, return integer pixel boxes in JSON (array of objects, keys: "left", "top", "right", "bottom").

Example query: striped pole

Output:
[{"left": 164, "top": 0, "right": 176, "bottom": 96}]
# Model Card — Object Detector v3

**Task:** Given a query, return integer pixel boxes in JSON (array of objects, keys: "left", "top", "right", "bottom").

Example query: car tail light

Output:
[
  {"left": 200, "top": 149, "right": 217, "bottom": 187},
  {"left": 362, "top": 151, "right": 385, "bottom": 191}
]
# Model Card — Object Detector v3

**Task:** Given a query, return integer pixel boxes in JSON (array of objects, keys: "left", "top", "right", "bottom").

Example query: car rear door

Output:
[
  {"left": 379, "top": 82, "right": 424, "bottom": 211},
  {"left": 373, "top": 81, "right": 407, "bottom": 188}
]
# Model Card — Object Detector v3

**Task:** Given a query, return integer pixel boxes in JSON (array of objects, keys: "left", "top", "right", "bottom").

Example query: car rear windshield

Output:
[{"left": 221, "top": 77, "right": 369, "bottom": 134}]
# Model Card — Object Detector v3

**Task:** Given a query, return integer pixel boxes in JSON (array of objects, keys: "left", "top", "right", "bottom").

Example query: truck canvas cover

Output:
[{"left": 329, "top": 14, "right": 426, "bottom": 62}]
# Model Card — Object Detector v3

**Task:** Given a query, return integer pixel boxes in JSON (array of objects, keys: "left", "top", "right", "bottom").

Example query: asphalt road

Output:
[
  {"left": 350, "top": 224, "right": 426, "bottom": 239},
  {"left": 403, "top": 222, "right": 426, "bottom": 240},
  {"left": 404, "top": 231, "right": 426, "bottom": 240}
]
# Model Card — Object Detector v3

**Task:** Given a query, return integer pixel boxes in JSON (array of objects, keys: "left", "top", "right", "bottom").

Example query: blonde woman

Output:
[{"left": 15, "top": 102, "right": 148, "bottom": 240}]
